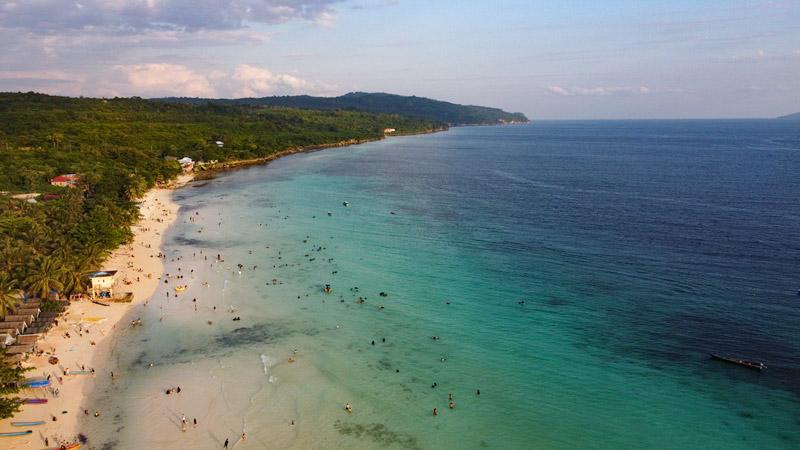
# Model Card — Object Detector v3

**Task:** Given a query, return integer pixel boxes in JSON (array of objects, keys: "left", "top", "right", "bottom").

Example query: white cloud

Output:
[
  {"left": 96, "top": 63, "right": 327, "bottom": 98},
  {"left": 721, "top": 48, "right": 800, "bottom": 63},
  {"left": 230, "top": 64, "right": 314, "bottom": 97},
  {"left": 546, "top": 85, "right": 658, "bottom": 97},
  {"left": 0, "top": 1, "right": 342, "bottom": 33},
  {"left": 0, "top": 69, "right": 77, "bottom": 81},
  {"left": 115, "top": 63, "right": 217, "bottom": 97},
  {"left": 546, "top": 86, "right": 570, "bottom": 96}
]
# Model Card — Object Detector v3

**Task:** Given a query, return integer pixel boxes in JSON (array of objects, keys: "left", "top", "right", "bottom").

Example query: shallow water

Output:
[{"left": 85, "top": 121, "right": 799, "bottom": 449}]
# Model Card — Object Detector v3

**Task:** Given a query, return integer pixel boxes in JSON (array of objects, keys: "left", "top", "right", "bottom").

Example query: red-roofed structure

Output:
[{"left": 50, "top": 174, "right": 79, "bottom": 188}]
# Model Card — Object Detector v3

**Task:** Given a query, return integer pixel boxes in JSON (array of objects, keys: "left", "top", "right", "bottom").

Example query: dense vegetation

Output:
[
  {"left": 160, "top": 92, "right": 529, "bottom": 125},
  {"left": 0, "top": 91, "right": 441, "bottom": 415},
  {"left": 0, "top": 92, "right": 440, "bottom": 193}
]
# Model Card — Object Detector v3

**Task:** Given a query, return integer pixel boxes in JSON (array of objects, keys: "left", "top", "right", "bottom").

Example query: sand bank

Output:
[{"left": 0, "top": 175, "right": 191, "bottom": 449}]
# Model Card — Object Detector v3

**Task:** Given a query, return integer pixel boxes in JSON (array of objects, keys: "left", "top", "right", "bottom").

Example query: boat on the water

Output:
[
  {"left": 11, "top": 421, "right": 46, "bottom": 426},
  {"left": 709, "top": 353, "right": 766, "bottom": 370},
  {"left": 175, "top": 285, "right": 187, "bottom": 292},
  {"left": 0, "top": 430, "right": 32, "bottom": 437}
]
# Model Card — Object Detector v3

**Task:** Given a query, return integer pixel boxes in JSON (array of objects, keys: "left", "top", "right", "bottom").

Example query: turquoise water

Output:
[{"left": 86, "top": 122, "right": 799, "bottom": 449}]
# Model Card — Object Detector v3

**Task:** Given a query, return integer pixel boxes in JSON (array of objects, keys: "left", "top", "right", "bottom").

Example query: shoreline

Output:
[
  {"left": 1, "top": 129, "right": 448, "bottom": 448},
  {"left": 193, "top": 127, "right": 447, "bottom": 177},
  {"left": 0, "top": 175, "right": 191, "bottom": 449}
]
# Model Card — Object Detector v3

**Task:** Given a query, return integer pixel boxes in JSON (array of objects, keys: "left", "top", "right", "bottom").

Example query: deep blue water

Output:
[{"left": 93, "top": 120, "right": 800, "bottom": 449}]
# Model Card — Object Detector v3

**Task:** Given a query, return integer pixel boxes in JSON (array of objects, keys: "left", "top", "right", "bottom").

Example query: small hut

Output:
[{"left": 87, "top": 270, "right": 118, "bottom": 300}]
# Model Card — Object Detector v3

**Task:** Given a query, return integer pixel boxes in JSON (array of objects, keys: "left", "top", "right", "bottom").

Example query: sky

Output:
[{"left": 0, "top": 0, "right": 798, "bottom": 119}]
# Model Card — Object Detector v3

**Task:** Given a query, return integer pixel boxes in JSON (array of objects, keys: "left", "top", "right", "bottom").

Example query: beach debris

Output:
[{"left": 48, "top": 356, "right": 59, "bottom": 365}]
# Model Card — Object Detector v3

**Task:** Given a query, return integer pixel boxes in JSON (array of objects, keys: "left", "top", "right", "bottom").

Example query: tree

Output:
[
  {"left": 0, "top": 348, "right": 29, "bottom": 419},
  {"left": 23, "top": 256, "right": 66, "bottom": 299},
  {"left": 61, "top": 246, "right": 105, "bottom": 296},
  {"left": 0, "top": 274, "right": 19, "bottom": 318}
]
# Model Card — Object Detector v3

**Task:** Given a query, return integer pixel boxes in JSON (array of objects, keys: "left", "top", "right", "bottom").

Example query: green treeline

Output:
[
  {"left": 0, "top": 92, "right": 440, "bottom": 192},
  {"left": 0, "top": 91, "right": 440, "bottom": 417},
  {"left": 159, "top": 91, "right": 530, "bottom": 125}
]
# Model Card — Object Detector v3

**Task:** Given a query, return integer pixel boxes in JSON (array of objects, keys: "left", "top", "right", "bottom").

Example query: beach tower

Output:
[{"left": 88, "top": 270, "right": 118, "bottom": 300}]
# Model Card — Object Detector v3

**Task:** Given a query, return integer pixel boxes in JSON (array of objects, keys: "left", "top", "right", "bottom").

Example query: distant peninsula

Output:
[
  {"left": 158, "top": 92, "right": 529, "bottom": 126},
  {"left": 776, "top": 112, "right": 800, "bottom": 121}
]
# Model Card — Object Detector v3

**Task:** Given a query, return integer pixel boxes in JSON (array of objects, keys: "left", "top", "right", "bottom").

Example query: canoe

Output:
[
  {"left": 11, "top": 421, "right": 46, "bottom": 426},
  {"left": 51, "top": 444, "right": 80, "bottom": 450},
  {"left": 23, "top": 398, "right": 47, "bottom": 404},
  {"left": 24, "top": 379, "right": 50, "bottom": 387},
  {"left": 709, "top": 353, "right": 766, "bottom": 370},
  {"left": 0, "top": 430, "right": 32, "bottom": 437},
  {"left": 174, "top": 285, "right": 187, "bottom": 292},
  {"left": 91, "top": 300, "right": 110, "bottom": 306},
  {"left": 65, "top": 370, "right": 92, "bottom": 376}
]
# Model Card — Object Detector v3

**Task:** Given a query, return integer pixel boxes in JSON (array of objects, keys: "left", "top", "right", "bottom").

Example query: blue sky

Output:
[{"left": 0, "top": 0, "right": 798, "bottom": 119}]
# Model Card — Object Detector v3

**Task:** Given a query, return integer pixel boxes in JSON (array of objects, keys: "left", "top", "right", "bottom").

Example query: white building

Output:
[
  {"left": 87, "top": 270, "right": 117, "bottom": 299},
  {"left": 178, "top": 157, "right": 194, "bottom": 173}
]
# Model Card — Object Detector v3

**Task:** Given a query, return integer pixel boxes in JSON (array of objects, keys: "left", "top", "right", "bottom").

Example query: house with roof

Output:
[
  {"left": 50, "top": 174, "right": 79, "bottom": 188},
  {"left": 178, "top": 156, "right": 194, "bottom": 173}
]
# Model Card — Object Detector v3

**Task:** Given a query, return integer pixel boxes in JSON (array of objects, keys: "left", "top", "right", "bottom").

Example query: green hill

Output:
[
  {"left": 776, "top": 112, "right": 800, "bottom": 121},
  {"left": 0, "top": 92, "right": 439, "bottom": 193},
  {"left": 159, "top": 92, "right": 529, "bottom": 125}
]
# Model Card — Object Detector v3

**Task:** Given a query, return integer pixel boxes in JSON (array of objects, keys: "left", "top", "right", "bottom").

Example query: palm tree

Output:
[
  {"left": 0, "top": 237, "right": 25, "bottom": 277},
  {"left": 24, "top": 256, "right": 66, "bottom": 299},
  {"left": 0, "top": 274, "right": 20, "bottom": 318},
  {"left": 82, "top": 243, "right": 109, "bottom": 268},
  {"left": 61, "top": 256, "right": 95, "bottom": 296}
]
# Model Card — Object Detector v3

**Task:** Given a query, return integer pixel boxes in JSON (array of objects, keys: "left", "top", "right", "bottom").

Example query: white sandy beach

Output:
[{"left": 0, "top": 175, "right": 191, "bottom": 449}]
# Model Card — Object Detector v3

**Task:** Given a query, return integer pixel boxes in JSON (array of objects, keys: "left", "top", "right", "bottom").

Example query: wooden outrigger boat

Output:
[{"left": 709, "top": 353, "right": 766, "bottom": 370}]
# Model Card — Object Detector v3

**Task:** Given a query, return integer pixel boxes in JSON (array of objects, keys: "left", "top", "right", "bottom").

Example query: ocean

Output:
[{"left": 84, "top": 120, "right": 799, "bottom": 449}]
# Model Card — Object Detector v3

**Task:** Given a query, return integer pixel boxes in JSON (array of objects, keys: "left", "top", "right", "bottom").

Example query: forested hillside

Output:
[
  {"left": 160, "top": 92, "right": 529, "bottom": 125},
  {"left": 0, "top": 92, "right": 439, "bottom": 193}
]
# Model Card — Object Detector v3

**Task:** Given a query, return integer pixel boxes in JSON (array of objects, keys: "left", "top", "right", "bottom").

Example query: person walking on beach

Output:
[{"left": 224, "top": 438, "right": 229, "bottom": 448}]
